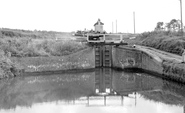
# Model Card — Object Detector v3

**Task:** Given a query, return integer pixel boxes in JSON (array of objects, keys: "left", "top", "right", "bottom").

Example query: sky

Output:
[{"left": 0, "top": 0, "right": 184, "bottom": 33}]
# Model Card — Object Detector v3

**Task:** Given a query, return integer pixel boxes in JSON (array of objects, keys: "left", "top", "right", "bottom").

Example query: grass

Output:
[
  {"left": 132, "top": 31, "right": 185, "bottom": 56},
  {"left": 0, "top": 28, "right": 88, "bottom": 78},
  {"left": 0, "top": 28, "right": 88, "bottom": 57},
  {"left": 0, "top": 28, "right": 64, "bottom": 39},
  {"left": 0, "top": 36, "right": 87, "bottom": 57}
]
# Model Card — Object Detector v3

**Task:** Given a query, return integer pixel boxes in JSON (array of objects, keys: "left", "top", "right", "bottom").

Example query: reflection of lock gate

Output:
[
  {"left": 94, "top": 68, "right": 136, "bottom": 95},
  {"left": 95, "top": 68, "right": 113, "bottom": 95}
]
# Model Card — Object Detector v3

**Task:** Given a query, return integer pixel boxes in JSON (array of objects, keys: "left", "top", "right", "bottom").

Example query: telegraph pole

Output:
[
  {"left": 180, "top": 0, "right": 183, "bottom": 35},
  {"left": 112, "top": 22, "right": 114, "bottom": 33},
  {"left": 116, "top": 20, "right": 117, "bottom": 33},
  {"left": 133, "top": 12, "right": 136, "bottom": 34}
]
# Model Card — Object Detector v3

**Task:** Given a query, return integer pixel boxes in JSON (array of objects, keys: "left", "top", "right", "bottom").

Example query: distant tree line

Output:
[
  {"left": 154, "top": 19, "right": 184, "bottom": 32},
  {"left": 0, "top": 28, "right": 59, "bottom": 39}
]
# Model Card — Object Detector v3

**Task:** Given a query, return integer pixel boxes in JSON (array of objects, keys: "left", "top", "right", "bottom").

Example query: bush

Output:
[
  {"left": 0, "top": 38, "right": 87, "bottom": 57},
  {"left": 0, "top": 50, "right": 23, "bottom": 78},
  {"left": 49, "top": 40, "right": 87, "bottom": 56},
  {"left": 0, "top": 28, "right": 88, "bottom": 57}
]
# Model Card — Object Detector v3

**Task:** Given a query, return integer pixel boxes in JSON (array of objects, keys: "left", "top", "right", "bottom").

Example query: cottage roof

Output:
[{"left": 94, "top": 19, "right": 104, "bottom": 26}]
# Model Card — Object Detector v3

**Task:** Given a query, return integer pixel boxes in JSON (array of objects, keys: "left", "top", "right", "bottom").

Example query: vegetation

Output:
[
  {"left": 0, "top": 38, "right": 87, "bottom": 57},
  {"left": 133, "top": 19, "right": 185, "bottom": 56},
  {"left": 136, "top": 31, "right": 185, "bottom": 55},
  {"left": 0, "top": 50, "right": 23, "bottom": 78},
  {"left": 0, "top": 28, "right": 87, "bottom": 78},
  {"left": 0, "top": 28, "right": 61, "bottom": 39},
  {"left": 154, "top": 19, "right": 182, "bottom": 32},
  {"left": 0, "top": 28, "right": 87, "bottom": 57}
]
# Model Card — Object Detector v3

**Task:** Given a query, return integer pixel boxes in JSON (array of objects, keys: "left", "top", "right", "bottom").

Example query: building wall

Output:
[{"left": 95, "top": 25, "right": 103, "bottom": 32}]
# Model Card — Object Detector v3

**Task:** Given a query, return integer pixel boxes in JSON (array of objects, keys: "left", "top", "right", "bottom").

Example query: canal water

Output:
[{"left": 0, "top": 68, "right": 184, "bottom": 113}]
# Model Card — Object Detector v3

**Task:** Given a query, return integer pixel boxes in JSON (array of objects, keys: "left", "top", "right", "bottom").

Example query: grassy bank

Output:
[
  {"left": 129, "top": 31, "right": 185, "bottom": 83},
  {"left": 0, "top": 28, "right": 87, "bottom": 57},
  {"left": 0, "top": 28, "right": 88, "bottom": 78},
  {"left": 0, "top": 38, "right": 87, "bottom": 57},
  {"left": 0, "top": 28, "right": 70, "bottom": 39},
  {"left": 134, "top": 31, "right": 185, "bottom": 56}
]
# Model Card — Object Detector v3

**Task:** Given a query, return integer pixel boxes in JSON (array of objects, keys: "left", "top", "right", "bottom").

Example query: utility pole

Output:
[
  {"left": 133, "top": 12, "right": 136, "bottom": 34},
  {"left": 180, "top": 0, "right": 183, "bottom": 35},
  {"left": 112, "top": 22, "right": 114, "bottom": 33},
  {"left": 116, "top": 20, "right": 117, "bottom": 33}
]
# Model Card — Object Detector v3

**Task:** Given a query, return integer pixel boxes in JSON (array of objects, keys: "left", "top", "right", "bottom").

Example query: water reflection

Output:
[{"left": 0, "top": 68, "right": 185, "bottom": 113}]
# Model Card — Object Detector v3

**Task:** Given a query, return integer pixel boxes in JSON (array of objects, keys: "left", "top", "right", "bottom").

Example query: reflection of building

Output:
[{"left": 94, "top": 19, "right": 104, "bottom": 33}]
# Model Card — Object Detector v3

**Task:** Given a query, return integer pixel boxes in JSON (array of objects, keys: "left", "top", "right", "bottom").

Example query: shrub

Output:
[
  {"left": 0, "top": 50, "right": 23, "bottom": 78},
  {"left": 0, "top": 38, "right": 87, "bottom": 57},
  {"left": 49, "top": 40, "right": 87, "bottom": 56}
]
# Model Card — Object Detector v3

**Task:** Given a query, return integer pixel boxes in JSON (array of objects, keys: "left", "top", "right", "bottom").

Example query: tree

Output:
[
  {"left": 155, "top": 22, "right": 164, "bottom": 31},
  {"left": 166, "top": 19, "right": 181, "bottom": 32}
]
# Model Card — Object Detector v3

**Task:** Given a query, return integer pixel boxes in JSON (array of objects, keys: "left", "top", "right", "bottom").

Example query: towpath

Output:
[{"left": 135, "top": 45, "right": 182, "bottom": 63}]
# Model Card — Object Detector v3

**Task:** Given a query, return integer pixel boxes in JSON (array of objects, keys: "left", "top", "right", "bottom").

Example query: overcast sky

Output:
[{"left": 0, "top": 0, "right": 184, "bottom": 33}]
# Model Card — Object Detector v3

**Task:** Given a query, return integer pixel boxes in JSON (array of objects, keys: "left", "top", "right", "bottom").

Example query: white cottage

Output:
[{"left": 94, "top": 19, "right": 104, "bottom": 33}]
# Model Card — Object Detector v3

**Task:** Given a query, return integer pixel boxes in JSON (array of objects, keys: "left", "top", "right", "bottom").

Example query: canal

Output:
[{"left": 0, "top": 68, "right": 184, "bottom": 113}]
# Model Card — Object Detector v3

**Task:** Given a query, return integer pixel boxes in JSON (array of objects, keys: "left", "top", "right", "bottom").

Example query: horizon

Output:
[{"left": 0, "top": 0, "right": 184, "bottom": 33}]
